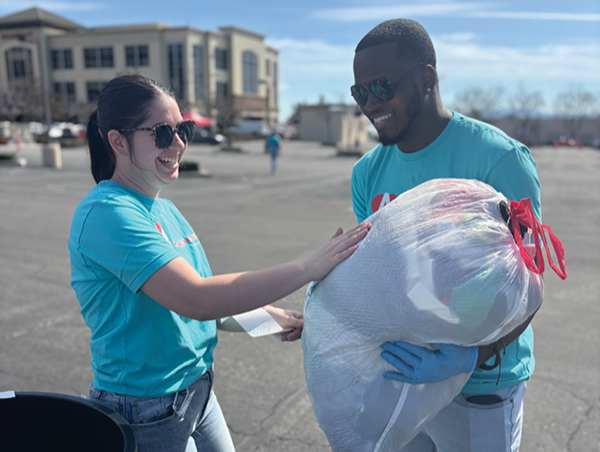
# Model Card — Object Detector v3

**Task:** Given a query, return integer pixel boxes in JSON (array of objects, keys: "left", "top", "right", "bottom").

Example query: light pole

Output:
[
  {"left": 18, "top": 33, "right": 60, "bottom": 168},
  {"left": 36, "top": 38, "right": 52, "bottom": 127},
  {"left": 258, "top": 79, "right": 270, "bottom": 127}
]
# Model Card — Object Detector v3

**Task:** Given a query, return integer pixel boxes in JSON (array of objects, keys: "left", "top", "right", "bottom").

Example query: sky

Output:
[{"left": 2, "top": 0, "right": 599, "bottom": 121}]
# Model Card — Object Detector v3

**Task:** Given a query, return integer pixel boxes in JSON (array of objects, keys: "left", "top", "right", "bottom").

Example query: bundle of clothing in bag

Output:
[{"left": 302, "top": 178, "right": 566, "bottom": 452}]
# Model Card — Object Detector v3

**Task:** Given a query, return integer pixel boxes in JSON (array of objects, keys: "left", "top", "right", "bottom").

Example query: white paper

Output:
[
  {"left": 232, "top": 308, "right": 291, "bottom": 337},
  {"left": 0, "top": 391, "right": 15, "bottom": 399}
]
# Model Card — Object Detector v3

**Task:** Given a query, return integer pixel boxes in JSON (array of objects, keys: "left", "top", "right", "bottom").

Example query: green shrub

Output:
[{"left": 179, "top": 160, "right": 199, "bottom": 171}]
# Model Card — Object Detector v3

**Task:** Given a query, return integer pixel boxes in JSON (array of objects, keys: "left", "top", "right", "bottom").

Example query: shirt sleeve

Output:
[
  {"left": 351, "top": 162, "right": 369, "bottom": 223},
  {"left": 73, "top": 196, "right": 181, "bottom": 293},
  {"left": 485, "top": 143, "right": 542, "bottom": 221}
]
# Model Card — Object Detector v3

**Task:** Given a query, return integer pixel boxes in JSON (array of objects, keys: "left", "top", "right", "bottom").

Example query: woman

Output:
[{"left": 68, "top": 75, "right": 369, "bottom": 452}]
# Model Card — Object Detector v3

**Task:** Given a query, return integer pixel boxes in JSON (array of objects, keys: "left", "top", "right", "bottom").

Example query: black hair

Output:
[
  {"left": 355, "top": 19, "right": 436, "bottom": 67},
  {"left": 87, "top": 75, "right": 175, "bottom": 184}
]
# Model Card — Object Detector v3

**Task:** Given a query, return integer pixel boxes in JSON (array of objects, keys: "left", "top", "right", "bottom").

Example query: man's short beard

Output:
[{"left": 378, "top": 91, "right": 422, "bottom": 146}]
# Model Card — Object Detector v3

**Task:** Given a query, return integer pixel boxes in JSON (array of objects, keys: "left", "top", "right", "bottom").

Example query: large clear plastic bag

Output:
[{"left": 302, "top": 179, "right": 545, "bottom": 452}]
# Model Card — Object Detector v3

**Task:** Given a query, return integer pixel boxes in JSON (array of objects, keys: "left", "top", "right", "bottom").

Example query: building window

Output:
[
  {"left": 84, "top": 47, "right": 114, "bottom": 68},
  {"left": 101, "top": 48, "right": 113, "bottom": 67},
  {"left": 86, "top": 81, "right": 107, "bottom": 102},
  {"left": 242, "top": 50, "right": 258, "bottom": 94},
  {"left": 168, "top": 44, "right": 184, "bottom": 99},
  {"left": 5, "top": 47, "right": 33, "bottom": 81},
  {"left": 51, "top": 49, "right": 73, "bottom": 69},
  {"left": 266, "top": 59, "right": 270, "bottom": 77},
  {"left": 125, "top": 45, "right": 149, "bottom": 67},
  {"left": 84, "top": 49, "right": 95, "bottom": 68},
  {"left": 53, "top": 82, "right": 76, "bottom": 103},
  {"left": 216, "top": 82, "right": 229, "bottom": 98},
  {"left": 214, "top": 48, "right": 227, "bottom": 70},
  {"left": 193, "top": 45, "right": 203, "bottom": 100}
]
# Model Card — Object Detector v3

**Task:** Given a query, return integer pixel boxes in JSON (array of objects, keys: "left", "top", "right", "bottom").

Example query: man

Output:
[
  {"left": 265, "top": 130, "right": 282, "bottom": 174},
  {"left": 351, "top": 19, "right": 541, "bottom": 451}
]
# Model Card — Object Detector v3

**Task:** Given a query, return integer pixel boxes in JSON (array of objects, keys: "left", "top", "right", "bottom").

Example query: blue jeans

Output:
[
  {"left": 269, "top": 147, "right": 279, "bottom": 173},
  {"left": 88, "top": 368, "right": 235, "bottom": 452},
  {"left": 401, "top": 382, "right": 526, "bottom": 452}
]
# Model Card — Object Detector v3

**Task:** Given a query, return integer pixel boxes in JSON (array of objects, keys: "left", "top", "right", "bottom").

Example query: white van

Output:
[{"left": 230, "top": 121, "right": 270, "bottom": 137}]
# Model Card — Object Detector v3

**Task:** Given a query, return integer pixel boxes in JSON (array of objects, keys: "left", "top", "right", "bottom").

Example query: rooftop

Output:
[{"left": 0, "top": 7, "right": 83, "bottom": 31}]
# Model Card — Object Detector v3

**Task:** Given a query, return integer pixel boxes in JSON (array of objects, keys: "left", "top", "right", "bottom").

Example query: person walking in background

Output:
[
  {"left": 350, "top": 19, "right": 541, "bottom": 451},
  {"left": 265, "top": 129, "right": 282, "bottom": 174},
  {"left": 69, "top": 74, "right": 370, "bottom": 452}
]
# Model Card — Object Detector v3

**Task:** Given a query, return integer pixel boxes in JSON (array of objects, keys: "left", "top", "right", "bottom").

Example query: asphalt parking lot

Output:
[{"left": 0, "top": 140, "right": 598, "bottom": 451}]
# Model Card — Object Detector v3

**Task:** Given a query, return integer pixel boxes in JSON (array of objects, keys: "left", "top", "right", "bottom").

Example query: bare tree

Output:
[
  {"left": 553, "top": 87, "right": 598, "bottom": 140},
  {"left": 205, "top": 94, "right": 240, "bottom": 148},
  {"left": 0, "top": 79, "right": 43, "bottom": 122},
  {"left": 48, "top": 93, "right": 71, "bottom": 122},
  {"left": 451, "top": 85, "right": 505, "bottom": 124},
  {"left": 287, "top": 102, "right": 306, "bottom": 125},
  {"left": 508, "top": 84, "right": 545, "bottom": 145}
]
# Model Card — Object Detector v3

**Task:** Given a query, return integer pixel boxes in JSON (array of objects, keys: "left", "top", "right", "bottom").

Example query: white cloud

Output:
[
  {"left": 267, "top": 38, "right": 358, "bottom": 118},
  {"left": 439, "top": 33, "right": 476, "bottom": 43},
  {"left": 278, "top": 81, "right": 290, "bottom": 93},
  {"left": 267, "top": 38, "right": 355, "bottom": 79},
  {"left": 313, "top": 3, "right": 483, "bottom": 22},
  {"left": 269, "top": 35, "right": 600, "bottom": 87},
  {"left": 271, "top": 34, "right": 600, "bottom": 119},
  {"left": 432, "top": 36, "right": 600, "bottom": 82},
  {"left": 39, "top": 2, "right": 101, "bottom": 10},
  {"left": 313, "top": 2, "right": 600, "bottom": 22},
  {"left": 467, "top": 11, "right": 600, "bottom": 21}
]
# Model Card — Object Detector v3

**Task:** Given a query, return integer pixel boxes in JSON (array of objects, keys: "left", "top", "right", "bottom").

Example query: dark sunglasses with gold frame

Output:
[
  {"left": 119, "top": 120, "right": 196, "bottom": 149},
  {"left": 351, "top": 63, "right": 427, "bottom": 107}
]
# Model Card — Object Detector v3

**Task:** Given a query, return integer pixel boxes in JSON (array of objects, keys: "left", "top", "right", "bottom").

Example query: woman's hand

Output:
[
  {"left": 141, "top": 222, "right": 370, "bottom": 323},
  {"left": 302, "top": 222, "right": 371, "bottom": 282},
  {"left": 263, "top": 305, "right": 303, "bottom": 341}
]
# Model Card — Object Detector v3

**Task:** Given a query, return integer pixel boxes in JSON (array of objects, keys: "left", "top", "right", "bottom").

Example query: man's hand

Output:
[{"left": 380, "top": 341, "right": 478, "bottom": 384}]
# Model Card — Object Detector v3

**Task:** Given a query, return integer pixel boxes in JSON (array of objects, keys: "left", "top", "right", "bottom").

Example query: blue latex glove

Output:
[{"left": 380, "top": 340, "right": 478, "bottom": 384}]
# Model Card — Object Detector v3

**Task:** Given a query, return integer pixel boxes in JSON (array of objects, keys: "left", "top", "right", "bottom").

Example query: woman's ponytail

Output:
[{"left": 87, "top": 110, "right": 115, "bottom": 184}]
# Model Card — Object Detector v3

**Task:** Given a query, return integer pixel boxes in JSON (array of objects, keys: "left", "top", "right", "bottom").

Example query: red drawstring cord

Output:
[{"left": 509, "top": 198, "right": 567, "bottom": 280}]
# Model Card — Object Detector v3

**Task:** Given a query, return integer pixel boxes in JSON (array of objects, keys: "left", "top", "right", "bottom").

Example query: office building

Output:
[{"left": 0, "top": 7, "right": 279, "bottom": 125}]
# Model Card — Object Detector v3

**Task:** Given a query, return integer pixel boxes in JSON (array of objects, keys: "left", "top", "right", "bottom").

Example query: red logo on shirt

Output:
[
  {"left": 155, "top": 223, "right": 170, "bottom": 243},
  {"left": 155, "top": 222, "right": 198, "bottom": 248},
  {"left": 371, "top": 193, "right": 397, "bottom": 213}
]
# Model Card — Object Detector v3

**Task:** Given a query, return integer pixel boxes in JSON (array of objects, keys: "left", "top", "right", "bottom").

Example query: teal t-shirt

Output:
[
  {"left": 69, "top": 180, "right": 217, "bottom": 397},
  {"left": 266, "top": 133, "right": 281, "bottom": 149},
  {"left": 351, "top": 112, "right": 541, "bottom": 394}
]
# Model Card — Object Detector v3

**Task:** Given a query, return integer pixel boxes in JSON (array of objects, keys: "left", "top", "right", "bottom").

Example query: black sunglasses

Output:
[
  {"left": 351, "top": 64, "right": 426, "bottom": 107},
  {"left": 121, "top": 120, "right": 196, "bottom": 149}
]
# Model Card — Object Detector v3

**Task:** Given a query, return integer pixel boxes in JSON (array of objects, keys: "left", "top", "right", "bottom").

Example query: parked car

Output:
[
  {"left": 230, "top": 121, "right": 270, "bottom": 137},
  {"left": 36, "top": 122, "right": 86, "bottom": 146},
  {"left": 28, "top": 122, "right": 46, "bottom": 137},
  {"left": 193, "top": 128, "right": 224, "bottom": 145},
  {"left": 0, "top": 121, "right": 12, "bottom": 144},
  {"left": 552, "top": 136, "right": 583, "bottom": 149}
]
